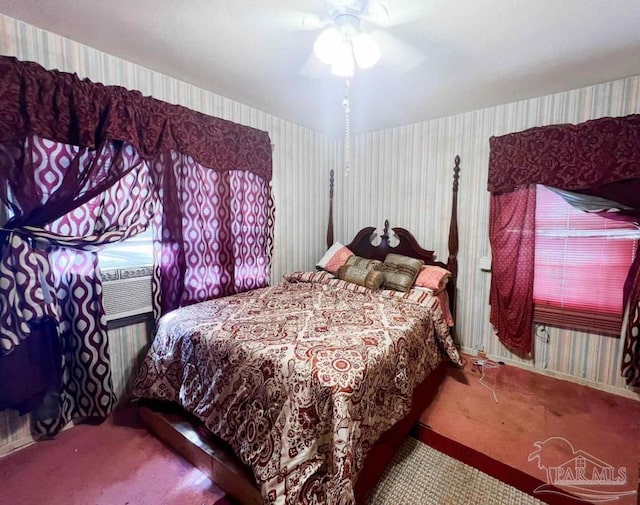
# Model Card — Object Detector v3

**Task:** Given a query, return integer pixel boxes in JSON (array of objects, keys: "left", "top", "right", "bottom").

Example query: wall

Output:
[
  {"left": 0, "top": 13, "right": 334, "bottom": 455},
  {"left": 2, "top": 11, "right": 639, "bottom": 457},
  {"left": 334, "top": 75, "right": 640, "bottom": 398}
]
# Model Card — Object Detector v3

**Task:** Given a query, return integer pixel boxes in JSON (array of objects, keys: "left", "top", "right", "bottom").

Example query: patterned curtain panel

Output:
[
  {"left": 488, "top": 114, "right": 640, "bottom": 386},
  {"left": 151, "top": 151, "right": 274, "bottom": 316},
  {"left": 622, "top": 254, "right": 640, "bottom": 387},
  {"left": 0, "top": 56, "right": 273, "bottom": 437},
  {"left": 0, "top": 134, "right": 154, "bottom": 437}
]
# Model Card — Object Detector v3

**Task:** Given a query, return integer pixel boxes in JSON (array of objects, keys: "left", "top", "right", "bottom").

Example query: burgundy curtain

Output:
[
  {"left": 0, "top": 56, "right": 273, "bottom": 436},
  {"left": 0, "top": 57, "right": 272, "bottom": 180},
  {"left": 489, "top": 186, "right": 536, "bottom": 356},
  {"left": 488, "top": 114, "right": 640, "bottom": 385},
  {"left": 152, "top": 151, "right": 274, "bottom": 316}
]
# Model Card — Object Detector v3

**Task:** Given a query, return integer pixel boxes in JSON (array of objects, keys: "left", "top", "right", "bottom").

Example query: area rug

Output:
[
  {"left": 367, "top": 437, "right": 544, "bottom": 505},
  {"left": 415, "top": 428, "right": 587, "bottom": 505}
]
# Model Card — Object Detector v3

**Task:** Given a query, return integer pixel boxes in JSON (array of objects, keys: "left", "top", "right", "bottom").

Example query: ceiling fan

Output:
[{"left": 228, "top": 0, "right": 427, "bottom": 78}]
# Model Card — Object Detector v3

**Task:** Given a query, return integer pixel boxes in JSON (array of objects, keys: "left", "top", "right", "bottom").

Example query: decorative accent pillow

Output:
[
  {"left": 414, "top": 265, "right": 452, "bottom": 293},
  {"left": 344, "top": 255, "right": 382, "bottom": 271},
  {"left": 337, "top": 265, "right": 385, "bottom": 290},
  {"left": 315, "top": 242, "right": 354, "bottom": 274},
  {"left": 284, "top": 271, "right": 335, "bottom": 283},
  {"left": 379, "top": 253, "right": 424, "bottom": 292}
]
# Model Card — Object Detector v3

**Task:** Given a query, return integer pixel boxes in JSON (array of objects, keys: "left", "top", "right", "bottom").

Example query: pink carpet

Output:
[
  {"left": 0, "top": 406, "right": 232, "bottom": 505},
  {"left": 3, "top": 359, "right": 639, "bottom": 505},
  {"left": 419, "top": 355, "right": 640, "bottom": 505}
]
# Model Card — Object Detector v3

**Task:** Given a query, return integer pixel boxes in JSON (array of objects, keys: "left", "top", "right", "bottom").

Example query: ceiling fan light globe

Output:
[
  {"left": 352, "top": 32, "right": 380, "bottom": 69},
  {"left": 330, "top": 44, "right": 355, "bottom": 77},
  {"left": 331, "top": 61, "right": 354, "bottom": 77},
  {"left": 313, "top": 27, "right": 342, "bottom": 65}
]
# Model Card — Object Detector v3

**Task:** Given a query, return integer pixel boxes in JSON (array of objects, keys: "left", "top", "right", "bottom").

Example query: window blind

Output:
[{"left": 533, "top": 185, "right": 640, "bottom": 336}]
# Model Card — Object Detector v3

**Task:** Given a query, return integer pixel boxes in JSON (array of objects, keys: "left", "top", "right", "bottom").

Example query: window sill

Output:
[{"left": 533, "top": 304, "right": 621, "bottom": 337}]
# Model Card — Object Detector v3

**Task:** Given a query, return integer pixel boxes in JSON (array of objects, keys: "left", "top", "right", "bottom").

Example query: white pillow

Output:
[
  {"left": 316, "top": 242, "right": 353, "bottom": 274},
  {"left": 316, "top": 242, "right": 346, "bottom": 270}
]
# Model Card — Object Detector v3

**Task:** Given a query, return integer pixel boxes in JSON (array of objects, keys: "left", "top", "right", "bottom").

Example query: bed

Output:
[{"left": 133, "top": 156, "right": 462, "bottom": 504}]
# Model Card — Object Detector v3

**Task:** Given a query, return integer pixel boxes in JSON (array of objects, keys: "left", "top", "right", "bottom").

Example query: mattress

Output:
[{"left": 133, "top": 271, "right": 461, "bottom": 504}]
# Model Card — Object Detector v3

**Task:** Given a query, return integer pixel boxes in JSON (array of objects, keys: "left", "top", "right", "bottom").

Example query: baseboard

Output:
[
  {"left": 460, "top": 346, "right": 640, "bottom": 402},
  {"left": 0, "top": 420, "right": 76, "bottom": 459},
  {"left": 0, "top": 437, "right": 35, "bottom": 458}
]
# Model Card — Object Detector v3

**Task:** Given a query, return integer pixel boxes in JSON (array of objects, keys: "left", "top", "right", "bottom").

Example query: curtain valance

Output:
[
  {"left": 488, "top": 114, "right": 640, "bottom": 193},
  {"left": 0, "top": 56, "right": 272, "bottom": 181},
  {"left": 487, "top": 113, "right": 640, "bottom": 387}
]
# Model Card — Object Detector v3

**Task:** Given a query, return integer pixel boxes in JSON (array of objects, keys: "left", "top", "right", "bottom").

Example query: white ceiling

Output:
[{"left": 1, "top": 0, "right": 640, "bottom": 136}]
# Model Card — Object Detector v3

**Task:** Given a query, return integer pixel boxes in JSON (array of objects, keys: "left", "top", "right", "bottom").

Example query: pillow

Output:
[
  {"left": 316, "top": 242, "right": 354, "bottom": 274},
  {"left": 414, "top": 265, "right": 452, "bottom": 293},
  {"left": 379, "top": 253, "right": 424, "bottom": 292},
  {"left": 337, "top": 265, "right": 385, "bottom": 290},
  {"left": 344, "top": 255, "right": 382, "bottom": 271},
  {"left": 284, "top": 271, "right": 335, "bottom": 284}
]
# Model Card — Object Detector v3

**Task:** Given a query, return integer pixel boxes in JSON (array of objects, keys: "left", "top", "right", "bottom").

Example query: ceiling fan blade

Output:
[
  {"left": 299, "top": 52, "right": 329, "bottom": 79},
  {"left": 362, "top": 0, "right": 428, "bottom": 27},
  {"left": 370, "top": 30, "right": 426, "bottom": 72},
  {"left": 250, "top": 11, "right": 327, "bottom": 31},
  {"left": 225, "top": 1, "right": 328, "bottom": 31},
  {"left": 362, "top": 0, "right": 389, "bottom": 25}
]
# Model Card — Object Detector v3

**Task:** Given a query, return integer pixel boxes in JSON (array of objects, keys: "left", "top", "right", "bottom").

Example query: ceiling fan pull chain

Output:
[{"left": 343, "top": 78, "right": 351, "bottom": 177}]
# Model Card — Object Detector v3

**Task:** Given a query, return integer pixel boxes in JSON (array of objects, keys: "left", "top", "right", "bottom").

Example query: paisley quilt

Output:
[{"left": 133, "top": 271, "right": 461, "bottom": 504}]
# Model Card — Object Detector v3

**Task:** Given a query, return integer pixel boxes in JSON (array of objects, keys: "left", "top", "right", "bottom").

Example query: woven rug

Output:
[{"left": 367, "top": 437, "right": 544, "bottom": 505}]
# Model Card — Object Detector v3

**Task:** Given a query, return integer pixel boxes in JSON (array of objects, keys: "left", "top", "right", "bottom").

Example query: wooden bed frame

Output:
[
  {"left": 327, "top": 155, "right": 460, "bottom": 337},
  {"left": 138, "top": 155, "right": 461, "bottom": 505}
]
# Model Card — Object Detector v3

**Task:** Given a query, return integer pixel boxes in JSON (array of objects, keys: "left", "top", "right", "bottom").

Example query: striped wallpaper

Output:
[
  {"left": 0, "top": 12, "right": 333, "bottom": 455},
  {"left": 334, "top": 75, "right": 640, "bottom": 398},
  {"left": 1, "top": 12, "right": 639, "bottom": 456}
]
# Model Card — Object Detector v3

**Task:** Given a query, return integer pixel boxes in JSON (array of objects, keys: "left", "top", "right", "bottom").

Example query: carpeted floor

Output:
[
  {"left": 0, "top": 407, "right": 542, "bottom": 505},
  {"left": 3, "top": 358, "right": 638, "bottom": 505},
  {"left": 419, "top": 356, "right": 640, "bottom": 505},
  {"left": 368, "top": 437, "right": 543, "bottom": 505},
  {"left": 0, "top": 408, "right": 232, "bottom": 505}
]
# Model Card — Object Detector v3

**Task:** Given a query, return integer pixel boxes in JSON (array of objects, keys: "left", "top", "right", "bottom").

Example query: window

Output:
[
  {"left": 5, "top": 208, "right": 154, "bottom": 271},
  {"left": 98, "top": 226, "right": 154, "bottom": 270},
  {"left": 533, "top": 185, "right": 640, "bottom": 335}
]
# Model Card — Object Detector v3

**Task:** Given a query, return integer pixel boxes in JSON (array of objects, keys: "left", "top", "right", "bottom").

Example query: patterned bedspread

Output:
[{"left": 133, "top": 271, "right": 461, "bottom": 504}]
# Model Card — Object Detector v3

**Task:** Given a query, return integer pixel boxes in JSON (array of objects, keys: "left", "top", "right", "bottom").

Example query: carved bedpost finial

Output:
[
  {"left": 326, "top": 169, "right": 335, "bottom": 248},
  {"left": 329, "top": 169, "right": 335, "bottom": 198},
  {"left": 382, "top": 219, "right": 390, "bottom": 239},
  {"left": 453, "top": 155, "right": 460, "bottom": 193},
  {"left": 448, "top": 156, "right": 460, "bottom": 276},
  {"left": 447, "top": 156, "right": 460, "bottom": 343}
]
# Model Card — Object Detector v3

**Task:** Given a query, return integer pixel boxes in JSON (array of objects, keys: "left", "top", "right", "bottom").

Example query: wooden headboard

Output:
[
  {"left": 346, "top": 221, "right": 434, "bottom": 263},
  {"left": 325, "top": 156, "right": 461, "bottom": 336}
]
